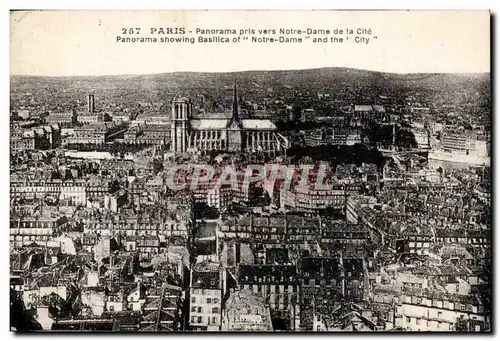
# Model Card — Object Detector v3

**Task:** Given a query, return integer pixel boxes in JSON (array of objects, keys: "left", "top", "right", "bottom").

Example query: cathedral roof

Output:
[
  {"left": 190, "top": 119, "right": 228, "bottom": 130},
  {"left": 242, "top": 119, "right": 276, "bottom": 130},
  {"left": 189, "top": 119, "right": 277, "bottom": 131}
]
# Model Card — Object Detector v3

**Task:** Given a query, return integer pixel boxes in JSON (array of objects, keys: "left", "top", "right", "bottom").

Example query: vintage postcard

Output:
[{"left": 9, "top": 10, "right": 491, "bottom": 332}]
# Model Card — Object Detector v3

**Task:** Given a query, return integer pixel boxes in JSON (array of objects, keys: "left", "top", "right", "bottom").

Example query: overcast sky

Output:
[{"left": 10, "top": 10, "right": 490, "bottom": 76}]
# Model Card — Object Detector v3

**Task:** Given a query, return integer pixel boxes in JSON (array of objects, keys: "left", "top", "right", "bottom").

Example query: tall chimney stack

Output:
[{"left": 88, "top": 94, "right": 95, "bottom": 113}]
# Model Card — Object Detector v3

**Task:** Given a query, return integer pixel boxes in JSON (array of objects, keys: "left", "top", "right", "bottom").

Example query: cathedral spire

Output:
[
  {"left": 227, "top": 80, "right": 243, "bottom": 152},
  {"left": 232, "top": 80, "right": 240, "bottom": 122}
]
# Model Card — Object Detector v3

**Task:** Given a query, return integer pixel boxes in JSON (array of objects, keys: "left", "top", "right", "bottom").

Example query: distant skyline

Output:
[
  {"left": 9, "top": 66, "right": 491, "bottom": 78},
  {"left": 10, "top": 10, "right": 490, "bottom": 76}
]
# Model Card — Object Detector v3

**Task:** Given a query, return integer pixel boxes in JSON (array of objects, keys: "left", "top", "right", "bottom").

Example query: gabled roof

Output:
[
  {"left": 188, "top": 119, "right": 277, "bottom": 130},
  {"left": 190, "top": 119, "right": 228, "bottom": 130},
  {"left": 242, "top": 119, "right": 276, "bottom": 130}
]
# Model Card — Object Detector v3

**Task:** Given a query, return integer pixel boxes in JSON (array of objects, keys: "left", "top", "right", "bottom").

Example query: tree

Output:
[
  {"left": 193, "top": 202, "right": 219, "bottom": 220},
  {"left": 395, "top": 129, "right": 418, "bottom": 150},
  {"left": 437, "top": 167, "right": 443, "bottom": 178},
  {"left": 10, "top": 288, "right": 42, "bottom": 331},
  {"left": 286, "top": 143, "right": 386, "bottom": 170},
  {"left": 152, "top": 158, "right": 164, "bottom": 174}
]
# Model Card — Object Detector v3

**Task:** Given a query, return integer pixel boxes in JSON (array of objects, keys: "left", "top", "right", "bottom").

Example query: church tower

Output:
[
  {"left": 171, "top": 98, "right": 191, "bottom": 153},
  {"left": 226, "top": 81, "right": 243, "bottom": 152}
]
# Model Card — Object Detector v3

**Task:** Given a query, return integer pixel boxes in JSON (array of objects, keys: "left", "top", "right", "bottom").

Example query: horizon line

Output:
[{"left": 10, "top": 66, "right": 491, "bottom": 78}]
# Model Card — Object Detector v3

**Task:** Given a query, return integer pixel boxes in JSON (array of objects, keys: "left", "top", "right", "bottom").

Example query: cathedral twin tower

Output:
[{"left": 170, "top": 96, "right": 193, "bottom": 153}]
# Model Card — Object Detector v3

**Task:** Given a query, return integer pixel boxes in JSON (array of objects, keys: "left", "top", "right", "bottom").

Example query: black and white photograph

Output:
[{"left": 9, "top": 10, "right": 491, "bottom": 333}]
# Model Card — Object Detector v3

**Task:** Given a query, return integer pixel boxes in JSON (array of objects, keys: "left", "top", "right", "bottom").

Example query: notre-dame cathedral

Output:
[{"left": 170, "top": 83, "right": 289, "bottom": 154}]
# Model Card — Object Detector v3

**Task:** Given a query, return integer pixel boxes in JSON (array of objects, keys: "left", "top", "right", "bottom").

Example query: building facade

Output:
[
  {"left": 189, "top": 263, "right": 224, "bottom": 331},
  {"left": 45, "top": 111, "right": 77, "bottom": 128},
  {"left": 222, "top": 289, "right": 273, "bottom": 331}
]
